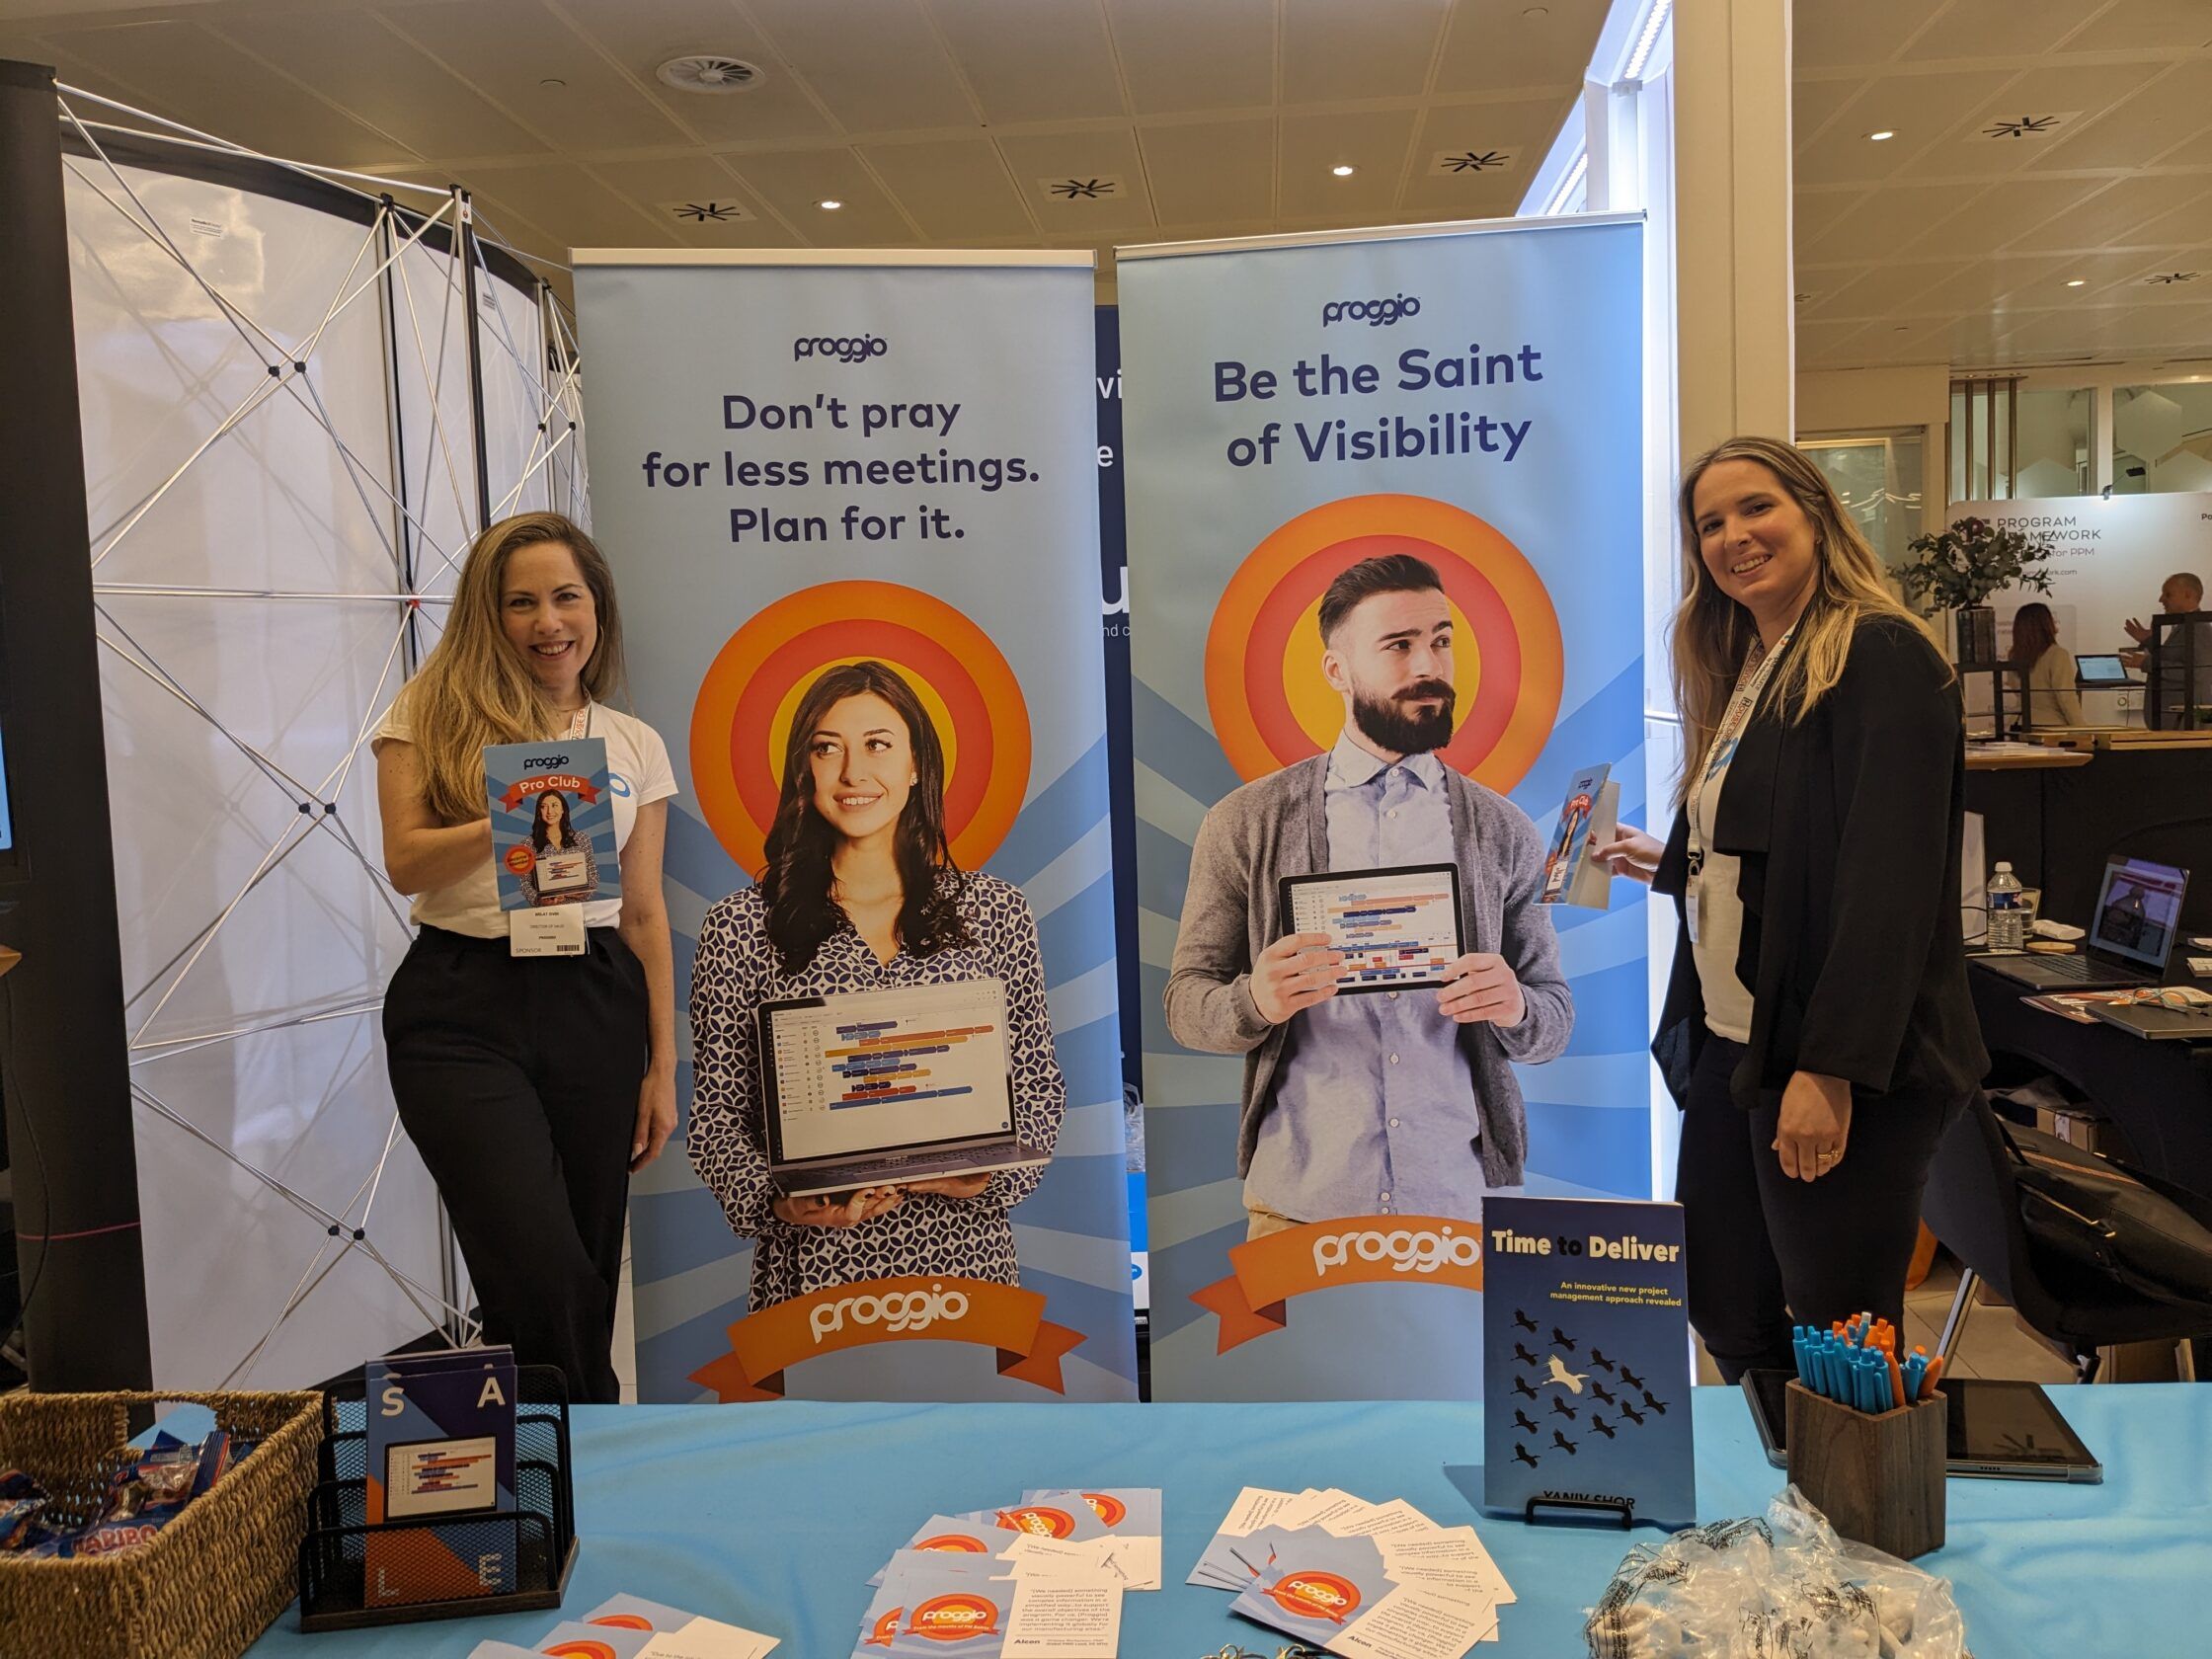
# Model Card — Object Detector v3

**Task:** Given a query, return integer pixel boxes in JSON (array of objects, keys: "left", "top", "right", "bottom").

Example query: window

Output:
[
  {"left": 2112, "top": 383, "right": 2212, "bottom": 494},
  {"left": 1801, "top": 431, "right": 1925, "bottom": 569},
  {"left": 2014, "top": 388, "right": 2093, "bottom": 497}
]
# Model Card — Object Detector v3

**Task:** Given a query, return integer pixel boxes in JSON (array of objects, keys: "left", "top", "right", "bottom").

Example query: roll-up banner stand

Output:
[
  {"left": 1119, "top": 215, "right": 1651, "bottom": 1400},
  {"left": 574, "top": 250, "right": 1135, "bottom": 1402}
]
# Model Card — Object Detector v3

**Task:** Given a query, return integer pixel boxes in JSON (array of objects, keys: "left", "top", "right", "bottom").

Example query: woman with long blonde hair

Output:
[
  {"left": 1594, "top": 435, "right": 1987, "bottom": 1382},
  {"left": 374, "top": 512, "right": 677, "bottom": 1402}
]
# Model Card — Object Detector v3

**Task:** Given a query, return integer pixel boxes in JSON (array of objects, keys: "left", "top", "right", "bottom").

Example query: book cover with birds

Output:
[{"left": 1480, "top": 1196, "right": 1695, "bottom": 1528}]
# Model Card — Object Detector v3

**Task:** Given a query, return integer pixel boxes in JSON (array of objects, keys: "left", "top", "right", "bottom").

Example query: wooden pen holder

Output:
[{"left": 1783, "top": 1380, "right": 1946, "bottom": 1560}]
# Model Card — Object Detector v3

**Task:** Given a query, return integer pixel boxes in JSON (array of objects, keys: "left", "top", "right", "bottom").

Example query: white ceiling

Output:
[
  {"left": 3, "top": 0, "right": 2208, "bottom": 374},
  {"left": 1794, "top": 0, "right": 2212, "bottom": 373}
]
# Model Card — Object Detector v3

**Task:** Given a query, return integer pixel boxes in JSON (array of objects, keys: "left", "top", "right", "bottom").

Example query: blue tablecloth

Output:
[{"left": 248, "top": 1385, "right": 2207, "bottom": 1657}]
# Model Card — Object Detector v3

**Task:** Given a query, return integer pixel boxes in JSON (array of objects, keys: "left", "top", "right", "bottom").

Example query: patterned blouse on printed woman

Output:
[{"left": 687, "top": 871, "right": 1066, "bottom": 1310}]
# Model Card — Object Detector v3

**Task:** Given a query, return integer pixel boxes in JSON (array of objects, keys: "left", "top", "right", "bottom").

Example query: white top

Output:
[
  {"left": 1689, "top": 747, "right": 1755, "bottom": 1044},
  {"left": 1688, "top": 638, "right": 1793, "bottom": 1047},
  {"left": 373, "top": 696, "right": 677, "bottom": 939}
]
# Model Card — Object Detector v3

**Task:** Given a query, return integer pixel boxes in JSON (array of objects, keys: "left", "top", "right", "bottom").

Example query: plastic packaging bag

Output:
[{"left": 1584, "top": 1485, "right": 1969, "bottom": 1659}]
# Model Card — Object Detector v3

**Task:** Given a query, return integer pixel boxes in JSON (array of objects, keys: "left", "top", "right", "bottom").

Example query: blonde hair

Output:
[
  {"left": 1671, "top": 435, "right": 1940, "bottom": 805},
  {"left": 397, "top": 512, "right": 626, "bottom": 823}
]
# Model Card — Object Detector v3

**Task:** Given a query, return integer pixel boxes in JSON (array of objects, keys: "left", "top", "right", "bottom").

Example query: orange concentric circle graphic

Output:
[
  {"left": 690, "top": 581, "right": 1032, "bottom": 877},
  {"left": 1205, "top": 495, "right": 1563, "bottom": 793}
]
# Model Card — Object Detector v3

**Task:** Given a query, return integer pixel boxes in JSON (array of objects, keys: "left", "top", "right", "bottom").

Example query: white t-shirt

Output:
[{"left": 373, "top": 697, "right": 678, "bottom": 939}]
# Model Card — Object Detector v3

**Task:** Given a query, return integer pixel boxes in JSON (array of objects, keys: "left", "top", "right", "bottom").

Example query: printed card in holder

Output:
[
  {"left": 1538, "top": 763, "right": 1619, "bottom": 910},
  {"left": 486, "top": 737, "right": 619, "bottom": 957},
  {"left": 363, "top": 1344, "right": 519, "bottom": 1605},
  {"left": 1279, "top": 865, "right": 1466, "bottom": 993}
]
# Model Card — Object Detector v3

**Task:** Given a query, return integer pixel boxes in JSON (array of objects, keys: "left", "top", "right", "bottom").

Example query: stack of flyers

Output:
[
  {"left": 1189, "top": 1489, "right": 1514, "bottom": 1659},
  {"left": 853, "top": 1488, "right": 1161, "bottom": 1657},
  {"left": 465, "top": 1592, "right": 778, "bottom": 1658}
]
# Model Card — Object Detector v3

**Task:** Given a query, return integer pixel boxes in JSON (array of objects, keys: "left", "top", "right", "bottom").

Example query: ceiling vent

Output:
[
  {"left": 1428, "top": 148, "right": 1521, "bottom": 176},
  {"left": 1969, "top": 112, "right": 2079, "bottom": 142},
  {"left": 656, "top": 55, "right": 763, "bottom": 94},
  {"left": 2142, "top": 271, "right": 2202, "bottom": 286},
  {"left": 659, "top": 198, "right": 755, "bottom": 224},
  {"left": 1040, "top": 176, "right": 1125, "bottom": 201}
]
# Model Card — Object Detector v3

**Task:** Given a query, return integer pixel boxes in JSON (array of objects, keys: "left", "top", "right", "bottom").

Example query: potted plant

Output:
[{"left": 1894, "top": 515, "right": 2059, "bottom": 666}]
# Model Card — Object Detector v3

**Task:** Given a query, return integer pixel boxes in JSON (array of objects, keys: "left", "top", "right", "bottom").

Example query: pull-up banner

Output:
[
  {"left": 575, "top": 251, "right": 1134, "bottom": 1402},
  {"left": 1119, "top": 216, "right": 1650, "bottom": 1400}
]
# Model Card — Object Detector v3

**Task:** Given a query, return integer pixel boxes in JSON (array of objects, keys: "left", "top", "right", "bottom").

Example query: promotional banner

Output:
[
  {"left": 1950, "top": 491, "right": 2212, "bottom": 722},
  {"left": 1121, "top": 217, "right": 1649, "bottom": 1400},
  {"left": 575, "top": 252, "right": 1134, "bottom": 1401}
]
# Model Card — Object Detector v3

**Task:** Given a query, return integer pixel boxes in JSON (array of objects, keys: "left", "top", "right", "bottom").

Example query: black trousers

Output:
[
  {"left": 384, "top": 924, "right": 647, "bottom": 1403},
  {"left": 1677, "top": 1035, "right": 1958, "bottom": 1382}
]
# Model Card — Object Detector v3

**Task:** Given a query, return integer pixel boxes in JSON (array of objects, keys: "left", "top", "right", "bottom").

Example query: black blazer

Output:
[{"left": 1652, "top": 615, "right": 1989, "bottom": 1112}]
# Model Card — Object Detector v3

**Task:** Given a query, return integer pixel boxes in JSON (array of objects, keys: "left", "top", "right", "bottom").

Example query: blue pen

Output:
[{"left": 1856, "top": 1353, "right": 1877, "bottom": 1413}]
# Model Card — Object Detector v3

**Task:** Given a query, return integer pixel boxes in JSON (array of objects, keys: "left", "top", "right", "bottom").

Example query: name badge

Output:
[
  {"left": 1685, "top": 866, "right": 1701, "bottom": 947},
  {"left": 511, "top": 906, "right": 587, "bottom": 958}
]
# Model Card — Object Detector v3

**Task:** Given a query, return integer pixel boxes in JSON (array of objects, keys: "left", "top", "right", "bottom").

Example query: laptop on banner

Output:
[
  {"left": 1981, "top": 856, "right": 2190, "bottom": 990},
  {"left": 756, "top": 977, "right": 1048, "bottom": 1199}
]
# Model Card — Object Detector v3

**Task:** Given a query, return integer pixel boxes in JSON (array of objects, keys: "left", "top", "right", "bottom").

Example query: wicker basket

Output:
[{"left": 0, "top": 1388, "right": 322, "bottom": 1659}]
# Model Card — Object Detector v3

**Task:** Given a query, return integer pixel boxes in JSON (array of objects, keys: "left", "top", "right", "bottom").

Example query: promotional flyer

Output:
[
  {"left": 1120, "top": 217, "right": 1649, "bottom": 1399},
  {"left": 575, "top": 253, "right": 1134, "bottom": 1402}
]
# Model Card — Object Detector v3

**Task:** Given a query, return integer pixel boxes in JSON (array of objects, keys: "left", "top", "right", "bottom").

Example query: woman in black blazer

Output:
[{"left": 1595, "top": 434, "right": 1988, "bottom": 1381}]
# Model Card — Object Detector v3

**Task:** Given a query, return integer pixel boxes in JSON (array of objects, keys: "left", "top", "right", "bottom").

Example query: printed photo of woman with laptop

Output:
[{"left": 687, "top": 660, "right": 1066, "bottom": 1308}]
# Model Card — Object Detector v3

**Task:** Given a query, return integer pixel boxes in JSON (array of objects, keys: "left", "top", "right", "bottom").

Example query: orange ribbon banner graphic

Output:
[
  {"left": 1191, "top": 1215, "right": 1485, "bottom": 1352},
  {"left": 689, "top": 1276, "right": 1085, "bottom": 1400},
  {"left": 499, "top": 772, "right": 600, "bottom": 811}
]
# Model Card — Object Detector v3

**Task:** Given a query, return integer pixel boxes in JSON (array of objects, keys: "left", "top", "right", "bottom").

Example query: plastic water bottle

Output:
[{"left": 1987, "top": 862, "right": 2024, "bottom": 951}]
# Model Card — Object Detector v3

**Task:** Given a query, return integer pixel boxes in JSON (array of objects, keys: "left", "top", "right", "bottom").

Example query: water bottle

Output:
[{"left": 1987, "top": 862, "right": 2024, "bottom": 951}]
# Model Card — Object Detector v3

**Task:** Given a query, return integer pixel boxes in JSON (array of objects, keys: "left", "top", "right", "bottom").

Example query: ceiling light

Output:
[
  {"left": 1331, "top": 164, "right": 1356, "bottom": 177},
  {"left": 1623, "top": 0, "right": 1671, "bottom": 81},
  {"left": 1867, "top": 130, "right": 1896, "bottom": 142},
  {"left": 538, "top": 77, "right": 566, "bottom": 90},
  {"left": 818, "top": 198, "right": 843, "bottom": 210},
  {"left": 2066, "top": 278, "right": 2087, "bottom": 287}
]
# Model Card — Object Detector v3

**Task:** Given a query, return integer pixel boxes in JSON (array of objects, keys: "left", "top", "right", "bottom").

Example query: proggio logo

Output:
[
  {"left": 793, "top": 334, "right": 888, "bottom": 363},
  {"left": 809, "top": 1282, "right": 971, "bottom": 1344},
  {"left": 1310, "top": 1224, "right": 1481, "bottom": 1277},
  {"left": 1321, "top": 293, "right": 1420, "bottom": 327}
]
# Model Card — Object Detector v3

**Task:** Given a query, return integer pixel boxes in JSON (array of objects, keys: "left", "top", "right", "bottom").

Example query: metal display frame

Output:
[{"left": 8, "top": 59, "right": 591, "bottom": 1386}]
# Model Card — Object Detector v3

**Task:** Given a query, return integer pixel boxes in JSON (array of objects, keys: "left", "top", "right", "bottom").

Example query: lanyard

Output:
[
  {"left": 560, "top": 703, "right": 592, "bottom": 741},
  {"left": 1688, "top": 628, "right": 1792, "bottom": 873}
]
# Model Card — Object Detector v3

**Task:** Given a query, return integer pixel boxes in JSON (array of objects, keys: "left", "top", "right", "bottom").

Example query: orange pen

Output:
[
  {"left": 1886, "top": 1349, "right": 1905, "bottom": 1408},
  {"left": 1919, "top": 1354, "right": 1945, "bottom": 1399}
]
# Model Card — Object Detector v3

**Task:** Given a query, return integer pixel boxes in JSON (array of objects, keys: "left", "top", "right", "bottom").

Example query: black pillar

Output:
[{"left": 0, "top": 59, "right": 155, "bottom": 1391}]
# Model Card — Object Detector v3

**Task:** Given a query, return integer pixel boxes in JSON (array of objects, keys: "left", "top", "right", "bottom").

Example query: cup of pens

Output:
[{"left": 1782, "top": 1313, "right": 1946, "bottom": 1560}]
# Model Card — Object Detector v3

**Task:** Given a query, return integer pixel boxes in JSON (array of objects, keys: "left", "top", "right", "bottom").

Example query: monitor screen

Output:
[
  {"left": 2075, "top": 654, "right": 2130, "bottom": 687},
  {"left": 763, "top": 978, "right": 1012, "bottom": 1163},
  {"left": 2091, "top": 857, "right": 2187, "bottom": 969}
]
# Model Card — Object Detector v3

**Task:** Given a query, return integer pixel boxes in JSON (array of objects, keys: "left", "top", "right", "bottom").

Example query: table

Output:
[
  {"left": 246, "top": 1388, "right": 2206, "bottom": 1658},
  {"left": 1970, "top": 961, "right": 2212, "bottom": 1200}
]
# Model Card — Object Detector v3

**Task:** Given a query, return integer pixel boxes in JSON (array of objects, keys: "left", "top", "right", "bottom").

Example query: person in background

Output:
[
  {"left": 375, "top": 512, "right": 677, "bottom": 1404},
  {"left": 2008, "top": 601, "right": 2082, "bottom": 730},
  {"left": 1591, "top": 435, "right": 1988, "bottom": 1383},
  {"left": 687, "top": 661, "right": 1066, "bottom": 1305},
  {"left": 2118, "top": 571, "right": 2203, "bottom": 672}
]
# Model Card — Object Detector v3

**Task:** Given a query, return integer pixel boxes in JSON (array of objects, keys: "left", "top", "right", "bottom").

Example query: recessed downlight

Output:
[
  {"left": 2066, "top": 278, "right": 2087, "bottom": 287},
  {"left": 1867, "top": 129, "right": 1896, "bottom": 141},
  {"left": 1331, "top": 164, "right": 1356, "bottom": 177},
  {"left": 818, "top": 198, "right": 843, "bottom": 211}
]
